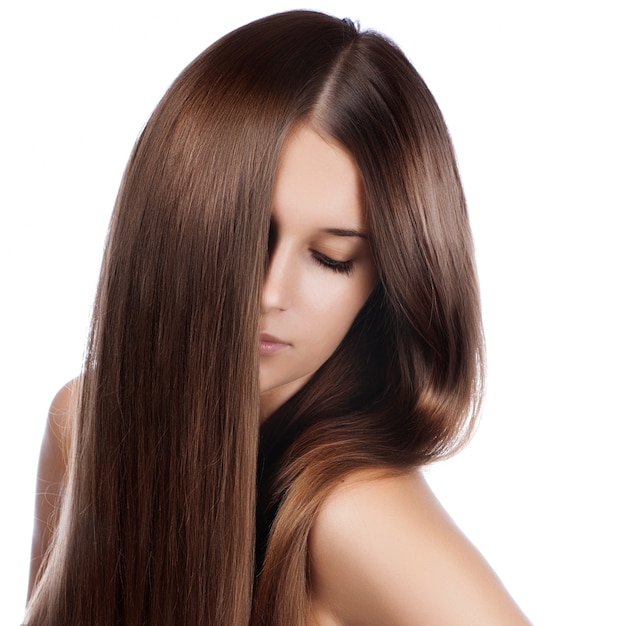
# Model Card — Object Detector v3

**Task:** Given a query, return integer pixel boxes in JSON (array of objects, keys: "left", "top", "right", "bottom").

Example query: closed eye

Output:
[{"left": 311, "top": 251, "right": 354, "bottom": 275}]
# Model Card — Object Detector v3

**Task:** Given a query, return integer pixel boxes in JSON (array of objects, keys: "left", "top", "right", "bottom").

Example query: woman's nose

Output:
[{"left": 261, "top": 242, "right": 293, "bottom": 313}]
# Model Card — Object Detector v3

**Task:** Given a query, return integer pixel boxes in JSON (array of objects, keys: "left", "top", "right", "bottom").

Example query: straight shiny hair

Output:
[{"left": 26, "top": 10, "right": 484, "bottom": 625}]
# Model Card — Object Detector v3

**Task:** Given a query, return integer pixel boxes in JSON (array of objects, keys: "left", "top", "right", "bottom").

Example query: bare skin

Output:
[
  {"left": 308, "top": 470, "right": 532, "bottom": 625},
  {"left": 28, "top": 378, "right": 76, "bottom": 600}
]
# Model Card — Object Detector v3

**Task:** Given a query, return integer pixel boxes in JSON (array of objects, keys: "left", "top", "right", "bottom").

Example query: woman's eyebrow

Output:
[{"left": 320, "top": 228, "right": 369, "bottom": 239}]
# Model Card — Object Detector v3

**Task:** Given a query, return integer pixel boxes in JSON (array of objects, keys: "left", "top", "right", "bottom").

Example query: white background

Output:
[{"left": 1, "top": 1, "right": 624, "bottom": 624}]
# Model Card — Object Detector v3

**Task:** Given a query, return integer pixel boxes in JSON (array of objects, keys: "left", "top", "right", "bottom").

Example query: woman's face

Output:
[{"left": 259, "top": 125, "right": 377, "bottom": 419}]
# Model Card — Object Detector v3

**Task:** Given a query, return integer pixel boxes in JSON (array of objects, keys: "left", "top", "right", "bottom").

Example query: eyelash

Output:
[
  {"left": 267, "top": 225, "right": 354, "bottom": 276},
  {"left": 311, "top": 251, "right": 354, "bottom": 275}
]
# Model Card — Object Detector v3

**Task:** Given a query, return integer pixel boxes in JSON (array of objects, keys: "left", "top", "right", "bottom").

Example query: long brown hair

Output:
[{"left": 26, "top": 10, "right": 484, "bottom": 625}]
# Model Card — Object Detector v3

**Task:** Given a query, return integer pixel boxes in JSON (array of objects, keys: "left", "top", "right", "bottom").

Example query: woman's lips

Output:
[{"left": 259, "top": 333, "right": 290, "bottom": 356}]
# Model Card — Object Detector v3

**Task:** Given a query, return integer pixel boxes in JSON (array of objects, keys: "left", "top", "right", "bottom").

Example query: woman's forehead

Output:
[{"left": 272, "top": 125, "right": 365, "bottom": 232}]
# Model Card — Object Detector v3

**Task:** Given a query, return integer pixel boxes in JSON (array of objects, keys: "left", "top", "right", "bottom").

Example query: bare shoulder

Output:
[
  {"left": 36, "top": 377, "right": 78, "bottom": 500},
  {"left": 28, "top": 378, "right": 79, "bottom": 599},
  {"left": 308, "top": 468, "right": 531, "bottom": 626},
  {"left": 45, "top": 378, "right": 78, "bottom": 460}
]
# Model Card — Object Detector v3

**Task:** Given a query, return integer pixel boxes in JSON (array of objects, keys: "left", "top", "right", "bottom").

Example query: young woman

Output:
[{"left": 25, "top": 10, "right": 530, "bottom": 625}]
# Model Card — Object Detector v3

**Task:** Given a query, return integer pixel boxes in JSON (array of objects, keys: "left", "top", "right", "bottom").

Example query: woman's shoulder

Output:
[
  {"left": 37, "top": 376, "right": 79, "bottom": 505},
  {"left": 45, "top": 377, "right": 78, "bottom": 460},
  {"left": 28, "top": 378, "right": 78, "bottom": 599},
  {"left": 308, "top": 468, "right": 531, "bottom": 626}
]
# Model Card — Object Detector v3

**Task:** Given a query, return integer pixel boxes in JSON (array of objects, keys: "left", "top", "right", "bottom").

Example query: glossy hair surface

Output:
[{"left": 26, "top": 10, "right": 483, "bottom": 626}]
